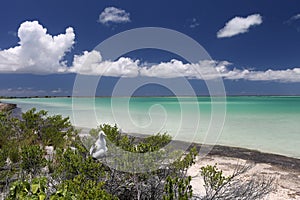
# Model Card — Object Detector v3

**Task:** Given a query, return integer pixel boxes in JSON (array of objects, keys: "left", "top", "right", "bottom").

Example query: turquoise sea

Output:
[{"left": 2, "top": 96, "right": 300, "bottom": 158}]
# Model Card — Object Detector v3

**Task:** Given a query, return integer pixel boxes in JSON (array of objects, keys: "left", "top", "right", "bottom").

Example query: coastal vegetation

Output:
[{"left": 0, "top": 108, "right": 274, "bottom": 199}]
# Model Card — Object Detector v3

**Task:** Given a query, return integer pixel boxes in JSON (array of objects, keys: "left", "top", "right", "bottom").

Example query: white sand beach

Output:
[{"left": 188, "top": 155, "right": 300, "bottom": 199}]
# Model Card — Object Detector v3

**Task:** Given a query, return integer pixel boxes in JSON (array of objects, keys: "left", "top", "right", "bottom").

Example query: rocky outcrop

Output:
[{"left": 0, "top": 103, "right": 17, "bottom": 112}]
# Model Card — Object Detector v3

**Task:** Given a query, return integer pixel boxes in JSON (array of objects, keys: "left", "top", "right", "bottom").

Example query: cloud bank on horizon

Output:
[
  {"left": 0, "top": 20, "right": 299, "bottom": 83},
  {"left": 217, "top": 14, "right": 263, "bottom": 38}
]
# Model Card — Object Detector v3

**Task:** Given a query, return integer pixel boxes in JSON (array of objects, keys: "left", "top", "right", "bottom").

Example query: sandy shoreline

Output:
[
  {"left": 163, "top": 140, "right": 300, "bottom": 199},
  {"left": 124, "top": 137, "right": 300, "bottom": 199},
  {"left": 189, "top": 155, "right": 300, "bottom": 199},
  {"left": 175, "top": 141, "right": 300, "bottom": 199},
  {"left": 105, "top": 133, "right": 300, "bottom": 199}
]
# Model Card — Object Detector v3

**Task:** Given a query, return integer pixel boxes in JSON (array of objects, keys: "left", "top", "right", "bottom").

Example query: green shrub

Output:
[
  {"left": 51, "top": 175, "right": 116, "bottom": 200},
  {"left": 7, "top": 177, "right": 47, "bottom": 200},
  {"left": 163, "top": 176, "right": 193, "bottom": 200},
  {"left": 20, "top": 145, "right": 47, "bottom": 176}
]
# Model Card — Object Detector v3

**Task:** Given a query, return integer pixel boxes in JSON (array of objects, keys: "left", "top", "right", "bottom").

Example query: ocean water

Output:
[{"left": 2, "top": 96, "right": 300, "bottom": 158}]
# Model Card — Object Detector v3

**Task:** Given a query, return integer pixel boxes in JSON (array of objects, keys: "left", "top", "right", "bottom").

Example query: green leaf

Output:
[
  {"left": 31, "top": 183, "right": 39, "bottom": 194},
  {"left": 39, "top": 192, "right": 46, "bottom": 200},
  {"left": 50, "top": 195, "right": 57, "bottom": 200}
]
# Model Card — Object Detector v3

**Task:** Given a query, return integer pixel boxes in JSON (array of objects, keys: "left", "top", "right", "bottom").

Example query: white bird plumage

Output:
[{"left": 89, "top": 131, "right": 107, "bottom": 159}]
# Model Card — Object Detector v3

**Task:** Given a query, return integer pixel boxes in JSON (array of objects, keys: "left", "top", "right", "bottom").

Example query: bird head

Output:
[{"left": 99, "top": 131, "right": 106, "bottom": 138}]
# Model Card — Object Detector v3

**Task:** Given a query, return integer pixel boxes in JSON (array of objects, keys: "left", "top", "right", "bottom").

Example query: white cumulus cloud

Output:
[
  {"left": 69, "top": 50, "right": 139, "bottom": 77},
  {"left": 140, "top": 60, "right": 229, "bottom": 80},
  {"left": 0, "top": 21, "right": 75, "bottom": 74},
  {"left": 98, "top": 7, "right": 130, "bottom": 25},
  {"left": 217, "top": 14, "right": 262, "bottom": 38}
]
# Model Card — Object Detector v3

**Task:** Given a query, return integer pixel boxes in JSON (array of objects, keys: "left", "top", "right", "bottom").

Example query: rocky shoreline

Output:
[
  {"left": 0, "top": 102, "right": 17, "bottom": 112},
  {"left": 194, "top": 144, "right": 300, "bottom": 171}
]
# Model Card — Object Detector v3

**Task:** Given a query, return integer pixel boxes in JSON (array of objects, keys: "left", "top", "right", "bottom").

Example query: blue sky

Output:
[{"left": 0, "top": 0, "right": 300, "bottom": 96}]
